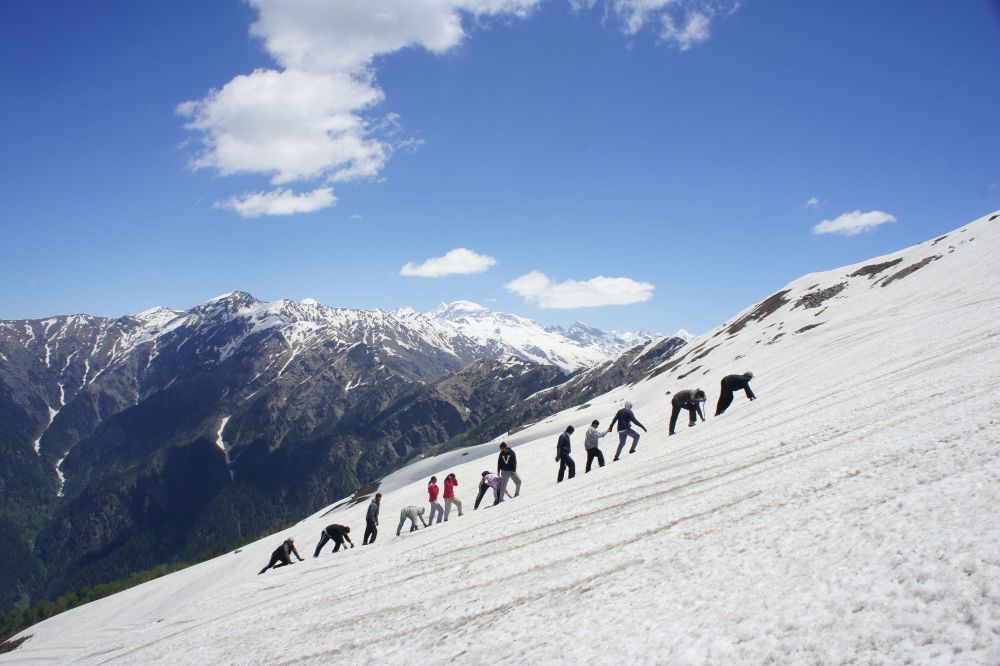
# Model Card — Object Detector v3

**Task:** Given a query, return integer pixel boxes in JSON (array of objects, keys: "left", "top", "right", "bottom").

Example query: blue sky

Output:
[{"left": 1, "top": 0, "right": 998, "bottom": 335}]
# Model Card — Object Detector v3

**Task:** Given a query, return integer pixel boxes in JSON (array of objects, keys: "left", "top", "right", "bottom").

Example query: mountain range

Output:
[{"left": 0, "top": 296, "right": 683, "bottom": 612}]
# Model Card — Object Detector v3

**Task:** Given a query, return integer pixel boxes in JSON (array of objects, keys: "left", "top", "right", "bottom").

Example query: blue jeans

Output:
[{"left": 615, "top": 429, "right": 640, "bottom": 458}]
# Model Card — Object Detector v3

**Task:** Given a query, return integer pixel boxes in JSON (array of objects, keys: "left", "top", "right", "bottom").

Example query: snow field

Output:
[{"left": 5, "top": 211, "right": 1000, "bottom": 664}]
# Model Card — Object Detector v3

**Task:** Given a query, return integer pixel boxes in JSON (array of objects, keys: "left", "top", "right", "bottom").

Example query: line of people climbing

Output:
[{"left": 258, "top": 371, "right": 755, "bottom": 573}]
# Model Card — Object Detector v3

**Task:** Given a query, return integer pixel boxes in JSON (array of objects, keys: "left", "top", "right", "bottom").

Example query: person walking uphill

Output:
[
  {"left": 397, "top": 506, "right": 428, "bottom": 535},
  {"left": 715, "top": 371, "right": 756, "bottom": 416},
  {"left": 496, "top": 442, "right": 522, "bottom": 502},
  {"left": 670, "top": 389, "right": 707, "bottom": 435},
  {"left": 443, "top": 473, "right": 463, "bottom": 520},
  {"left": 313, "top": 524, "right": 354, "bottom": 557},
  {"left": 610, "top": 401, "right": 647, "bottom": 460},
  {"left": 584, "top": 420, "right": 608, "bottom": 472},
  {"left": 428, "top": 476, "right": 444, "bottom": 524},
  {"left": 556, "top": 425, "right": 576, "bottom": 482},
  {"left": 258, "top": 537, "right": 303, "bottom": 574},
  {"left": 363, "top": 493, "right": 381, "bottom": 545}
]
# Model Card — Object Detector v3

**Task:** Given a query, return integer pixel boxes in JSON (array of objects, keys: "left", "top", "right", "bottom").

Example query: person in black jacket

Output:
[
  {"left": 496, "top": 442, "right": 522, "bottom": 502},
  {"left": 669, "top": 389, "right": 707, "bottom": 435},
  {"left": 555, "top": 425, "right": 576, "bottom": 482},
  {"left": 363, "top": 494, "right": 381, "bottom": 545},
  {"left": 258, "top": 537, "right": 303, "bottom": 574},
  {"left": 609, "top": 401, "right": 647, "bottom": 460},
  {"left": 313, "top": 524, "right": 354, "bottom": 557},
  {"left": 715, "top": 372, "right": 756, "bottom": 416}
]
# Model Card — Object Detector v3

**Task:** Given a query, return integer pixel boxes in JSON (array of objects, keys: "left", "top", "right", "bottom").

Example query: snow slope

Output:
[{"left": 5, "top": 211, "right": 1000, "bottom": 664}]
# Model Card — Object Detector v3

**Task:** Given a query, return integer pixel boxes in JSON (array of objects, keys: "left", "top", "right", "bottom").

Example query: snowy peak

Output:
[
  {"left": 673, "top": 329, "right": 697, "bottom": 343},
  {"left": 415, "top": 301, "right": 663, "bottom": 372},
  {"left": 428, "top": 300, "right": 489, "bottom": 320}
]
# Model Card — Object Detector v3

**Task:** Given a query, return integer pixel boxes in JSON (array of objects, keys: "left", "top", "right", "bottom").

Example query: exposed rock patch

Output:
[
  {"left": 849, "top": 258, "right": 903, "bottom": 279},
  {"left": 881, "top": 255, "right": 941, "bottom": 288},
  {"left": 725, "top": 290, "right": 791, "bottom": 335},
  {"left": 794, "top": 283, "right": 846, "bottom": 310},
  {"left": 796, "top": 323, "right": 825, "bottom": 334},
  {"left": 0, "top": 635, "right": 31, "bottom": 654}
]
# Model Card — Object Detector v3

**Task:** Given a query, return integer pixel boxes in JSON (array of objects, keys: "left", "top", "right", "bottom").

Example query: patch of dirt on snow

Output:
[
  {"left": 848, "top": 258, "right": 903, "bottom": 279},
  {"left": 881, "top": 255, "right": 942, "bottom": 288},
  {"left": 766, "top": 333, "right": 785, "bottom": 345},
  {"left": 931, "top": 234, "right": 949, "bottom": 246},
  {"left": 725, "top": 290, "right": 791, "bottom": 335},
  {"left": 796, "top": 323, "right": 825, "bottom": 334},
  {"left": 793, "top": 283, "right": 846, "bottom": 310},
  {"left": 677, "top": 366, "right": 702, "bottom": 380},
  {"left": 690, "top": 344, "right": 719, "bottom": 362},
  {"left": 642, "top": 351, "right": 691, "bottom": 382},
  {"left": 0, "top": 635, "right": 31, "bottom": 654}
]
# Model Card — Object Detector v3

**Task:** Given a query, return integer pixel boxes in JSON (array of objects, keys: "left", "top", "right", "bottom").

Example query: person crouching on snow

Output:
[
  {"left": 397, "top": 505, "right": 429, "bottom": 535},
  {"left": 313, "top": 524, "right": 354, "bottom": 557},
  {"left": 474, "top": 471, "right": 503, "bottom": 509},
  {"left": 669, "top": 389, "right": 707, "bottom": 435},
  {"left": 258, "top": 537, "right": 303, "bottom": 574}
]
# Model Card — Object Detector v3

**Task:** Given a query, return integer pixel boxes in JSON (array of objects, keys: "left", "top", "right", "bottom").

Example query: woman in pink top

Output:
[
  {"left": 443, "top": 473, "right": 464, "bottom": 521},
  {"left": 427, "top": 476, "right": 444, "bottom": 524}
]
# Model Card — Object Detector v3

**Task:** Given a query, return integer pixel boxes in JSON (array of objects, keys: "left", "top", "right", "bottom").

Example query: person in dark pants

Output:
[
  {"left": 584, "top": 419, "right": 607, "bottom": 472},
  {"left": 313, "top": 524, "right": 354, "bottom": 556},
  {"left": 258, "top": 537, "right": 303, "bottom": 574},
  {"left": 556, "top": 425, "right": 576, "bottom": 482},
  {"left": 363, "top": 493, "right": 381, "bottom": 545},
  {"left": 609, "top": 401, "right": 647, "bottom": 460},
  {"left": 715, "top": 372, "right": 755, "bottom": 416},
  {"left": 474, "top": 471, "right": 504, "bottom": 509},
  {"left": 669, "top": 389, "right": 707, "bottom": 435}
]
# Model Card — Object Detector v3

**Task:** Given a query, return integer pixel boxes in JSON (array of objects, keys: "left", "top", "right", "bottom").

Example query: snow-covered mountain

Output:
[
  {"left": 6, "top": 210, "right": 998, "bottom": 662},
  {"left": 0, "top": 293, "right": 681, "bottom": 615},
  {"left": 397, "top": 300, "right": 658, "bottom": 371}
]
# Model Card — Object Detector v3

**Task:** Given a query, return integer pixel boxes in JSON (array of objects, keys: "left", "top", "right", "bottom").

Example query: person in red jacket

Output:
[
  {"left": 443, "top": 473, "right": 464, "bottom": 520},
  {"left": 428, "top": 476, "right": 444, "bottom": 524}
]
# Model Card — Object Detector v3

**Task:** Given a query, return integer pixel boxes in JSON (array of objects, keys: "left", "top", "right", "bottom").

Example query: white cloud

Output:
[
  {"left": 215, "top": 187, "right": 336, "bottom": 218},
  {"left": 805, "top": 197, "right": 822, "bottom": 208},
  {"left": 179, "top": 1, "right": 539, "bottom": 214},
  {"left": 662, "top": 10, "right": 711, "bottom": 50},
  {"left": 813, "top": 210, "right": 897, "bottom": 236},
  {"left": 609, "top": 1, "right": 739, "bottom": 49},
  {"left": 505, "top": 271, "right": 655, "bottom": 308},
  {"left": 400, "top": 248, "right": 498, "bottom": 277}
]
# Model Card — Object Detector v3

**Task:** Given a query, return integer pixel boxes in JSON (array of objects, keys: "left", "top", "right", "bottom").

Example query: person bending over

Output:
[
  {"left": 715, "top": 372, "right": 755, "bottom": 416},
  {"left": 258, "top": 537, "right": 303, "bottom": 574},
  {"left": 396, "top": 506, "right": 429, "bottom": 535},
  {"left": 313, "top": 524, "right": 354, "bottom": 557},
  {"left": 669, "top": 389, "right": 706, "bottom": 435}
]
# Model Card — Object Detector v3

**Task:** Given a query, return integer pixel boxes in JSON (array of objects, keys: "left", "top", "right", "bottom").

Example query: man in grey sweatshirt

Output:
[
  {"left": 363, "top": 493, "right": 381, "bottom": 545},
  {"left": 584, "top": 419, "right": 608, "bottom": 472}
]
